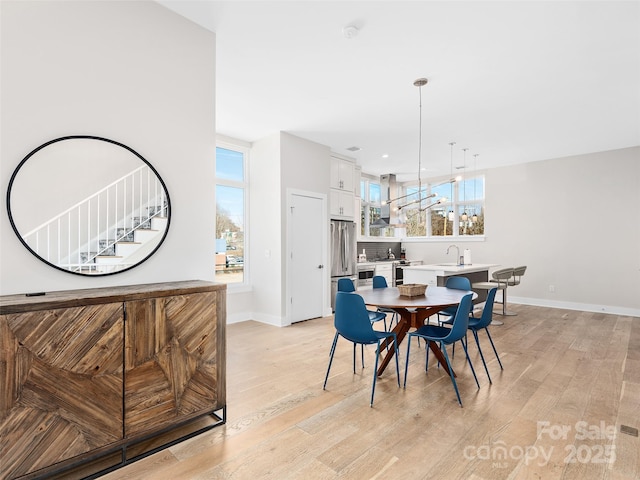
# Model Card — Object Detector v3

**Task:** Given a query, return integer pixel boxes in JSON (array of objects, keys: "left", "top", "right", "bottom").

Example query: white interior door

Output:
[{"left": 289, "top": 192, "right": 325, "bottom": 323}]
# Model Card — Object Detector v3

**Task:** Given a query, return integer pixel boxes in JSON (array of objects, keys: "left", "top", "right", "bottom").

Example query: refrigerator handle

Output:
[{"left": 340, "top": 223, "right": 347, "bottom": 273}]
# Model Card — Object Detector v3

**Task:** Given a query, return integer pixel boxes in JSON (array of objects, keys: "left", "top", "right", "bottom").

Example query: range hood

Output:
[{"left": 371, "top": 174, "right": 398, "bottom": 227}]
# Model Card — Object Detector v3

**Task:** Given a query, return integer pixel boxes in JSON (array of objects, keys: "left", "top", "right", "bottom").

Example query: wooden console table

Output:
[{"left": 0, "top": 280, "right": 226, "bottom": 480}]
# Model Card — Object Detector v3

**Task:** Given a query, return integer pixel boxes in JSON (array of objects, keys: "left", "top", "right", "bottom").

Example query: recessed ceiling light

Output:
[
  {"left": 382, "top": 154, "right": 389, "bottom": 158},
  {"left": 346, "top": 146, "right": 361, "bottom": 152}
]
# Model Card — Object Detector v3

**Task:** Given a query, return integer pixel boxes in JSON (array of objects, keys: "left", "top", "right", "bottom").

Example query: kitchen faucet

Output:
[{"left": 446, "top": 244, "right": 460, "bottom": 265}]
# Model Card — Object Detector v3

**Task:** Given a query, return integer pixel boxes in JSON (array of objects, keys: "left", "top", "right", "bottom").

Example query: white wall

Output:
[
  {"left": 231, "top": 132, "right": 331, "bottom": 326},
  {"left": 403, "top": 147, "right": 640, "bottom": 316},
  {"left": 0, "top": 1, "right": 216, "bottom": 294},
  {"left": 280, "top": 132, "right": 331, "bottom": 317},
  {"left": 245, "top": 133, "right": 283, "bottom": 325}
]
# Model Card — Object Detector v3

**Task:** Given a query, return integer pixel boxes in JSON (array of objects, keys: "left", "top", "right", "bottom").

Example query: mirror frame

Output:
[{"left": 6, "top": 135, "right": 172, "bottom": 276}]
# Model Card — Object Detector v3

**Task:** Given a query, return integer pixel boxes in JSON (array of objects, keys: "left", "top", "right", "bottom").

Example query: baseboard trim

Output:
[{"left": 509, "top": 296, "right": 640, "bottom": 318}]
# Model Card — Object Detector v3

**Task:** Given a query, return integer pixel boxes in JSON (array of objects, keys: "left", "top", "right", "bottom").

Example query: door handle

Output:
[{"left": 318, "top": 265, "right": 324, "bottom": 269}]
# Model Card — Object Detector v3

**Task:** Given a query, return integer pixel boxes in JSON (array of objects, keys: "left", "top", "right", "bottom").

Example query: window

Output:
[
  {"left": 405, "top": 175, "right": 484, "bottom": 238},
  {"left": 216, "top": 145, "right": 247, "bottom": 284},
  {"left": 360, "top": 177, "right": 393, "bottom": 237},
  {"left": 359, "top": 174, "right": 485, "bottom": 239}
]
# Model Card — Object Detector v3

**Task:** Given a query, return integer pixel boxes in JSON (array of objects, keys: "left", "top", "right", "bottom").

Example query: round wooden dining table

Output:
[{"left": 357, "top": 286, "right": 477, "bottom": 376}]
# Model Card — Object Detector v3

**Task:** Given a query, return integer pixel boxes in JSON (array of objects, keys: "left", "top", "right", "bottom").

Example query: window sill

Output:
[
  {"left": 224, "top": 283, "right": 252, "bottom": 294},
  {"left": 401, "top": 236, "right": 486, "bottom": 243}
]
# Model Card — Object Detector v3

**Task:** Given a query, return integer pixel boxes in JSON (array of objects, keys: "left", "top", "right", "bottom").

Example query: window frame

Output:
[
  {"left": 215, "top": 138, "right": 250, "bottom": 289},
  {"left": 359, "top": 174, "right": 485, "bottom": 241}
]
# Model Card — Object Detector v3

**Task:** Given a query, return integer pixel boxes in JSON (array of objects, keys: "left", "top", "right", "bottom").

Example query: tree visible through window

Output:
[{"left": 216, "top": 146, "right": 246, "bottom": 284}]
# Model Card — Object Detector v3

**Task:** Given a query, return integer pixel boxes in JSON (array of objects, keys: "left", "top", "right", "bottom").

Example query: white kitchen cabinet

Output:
[
  {"left": 404, "top": 268, "right": 438, "bottom": 286},
  {"left": 330, "top": 188, "right": 355, "bottom": 219},
  {"left": 374, "top": 263, "right": 393, "bottom": 286},
  {"left": 330, "top": 156, "right": 355, "bottom": 191},
  {"left": 330, "top": 155, "right": 356, "bottom": 220}
]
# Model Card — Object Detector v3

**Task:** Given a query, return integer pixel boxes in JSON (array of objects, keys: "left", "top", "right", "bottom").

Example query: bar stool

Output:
[
  {"left": 508, "top": 266, "right": 527, "bottom": 288},
  {"left": 472, "top": 267, "right": 515, "bottom": 324}
]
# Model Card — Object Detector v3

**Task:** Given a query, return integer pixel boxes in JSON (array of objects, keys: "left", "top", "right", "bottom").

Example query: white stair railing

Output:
[{"left": 22, "top": 165, "right": 167, "bottom": 272}]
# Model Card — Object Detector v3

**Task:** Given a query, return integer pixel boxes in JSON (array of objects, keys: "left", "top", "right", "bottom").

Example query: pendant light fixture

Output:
[
  {"left": 387, "top": 77, "right": 445, "bottom": 214},
  {"left": 460, "top": 148, "right": 468, "bottom": 222}
]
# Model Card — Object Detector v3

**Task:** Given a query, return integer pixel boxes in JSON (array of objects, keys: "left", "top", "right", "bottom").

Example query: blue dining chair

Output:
[
  {"left": 338, "top": 278, "right": 387, "bottom": 326},
  {"left": 467, "top": 287, "right": 503, "bottom": 383},
  {"left": 336, "top": 278, "right": 387, "bottom": 367},
  {"left": 437, "top": 276, "right": 472, "bottom": 324},
  {"left": 372, "top": 275, "right": 397, "bottom": 331},
  {"left": 324, "top": 291, "right": 400, "bottom": 406},
  {"left": 440, "top": 287, "right": 503, "bottom": 382},
  {"left": 403, "top": 293, "right": 479, "bottom": 407}
]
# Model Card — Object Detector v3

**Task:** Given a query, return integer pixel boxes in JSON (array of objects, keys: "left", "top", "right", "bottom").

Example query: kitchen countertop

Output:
[
  {"left": 403, "top": 263, "right": 497, "bottom": 275},
  {"left": 356, "top": 259, "right": 416, "bottom": 267}
]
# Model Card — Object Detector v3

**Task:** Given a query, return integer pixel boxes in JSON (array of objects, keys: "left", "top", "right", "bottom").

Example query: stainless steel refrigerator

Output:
[{"left": 330, "top": 220, "right": 357, "bottom": 310}]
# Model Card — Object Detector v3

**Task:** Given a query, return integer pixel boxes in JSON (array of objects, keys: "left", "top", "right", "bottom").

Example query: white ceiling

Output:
[{"left": 159, "top": 1, "right": 640, "bottom": 181}]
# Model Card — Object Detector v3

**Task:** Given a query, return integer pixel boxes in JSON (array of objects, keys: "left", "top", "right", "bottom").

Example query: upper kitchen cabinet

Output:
[
  {"left": 330, "top": 154, "right": 356, "bottom": 220},
  {"left": 330, "top": 155, "right": 355, "bottom": 192},
  {"left": 329, "top": 189, "right": 355, "bottom": 219}
]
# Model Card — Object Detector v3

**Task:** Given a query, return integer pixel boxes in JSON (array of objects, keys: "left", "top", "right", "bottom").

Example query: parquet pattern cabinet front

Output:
[
  {"left": 124, "top": 291, "right": 220, "bottom": 437},
  {"left": 0, "top": 281, "right": 225, "bottom": 480},
  {"left": 0, "top": 303, "right": 124, "bottom": 479}
]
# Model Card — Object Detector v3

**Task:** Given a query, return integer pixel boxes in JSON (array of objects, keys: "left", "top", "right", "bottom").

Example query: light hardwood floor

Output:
[{"left": 103, "top": 304, "right": 639, "bottom": 480}]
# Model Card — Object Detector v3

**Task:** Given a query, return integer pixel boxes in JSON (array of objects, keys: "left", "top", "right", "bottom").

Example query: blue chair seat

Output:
[{"left": 414, "top": 324, "right": 454, "bottom": 339}]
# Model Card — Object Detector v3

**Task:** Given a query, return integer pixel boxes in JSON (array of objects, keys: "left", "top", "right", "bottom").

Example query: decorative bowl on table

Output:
[{"left": 398, "top": 283, "right": 427, "bottom": 297}]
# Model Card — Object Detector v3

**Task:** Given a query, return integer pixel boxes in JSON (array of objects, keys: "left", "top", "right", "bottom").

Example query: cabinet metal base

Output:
[{"left": 21, "top": 407, "right": 227, "bottom": 480}]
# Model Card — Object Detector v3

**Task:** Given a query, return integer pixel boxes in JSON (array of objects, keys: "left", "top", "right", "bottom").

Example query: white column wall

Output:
[
  {"left": 245, "top": 133, "right": 283, "bottom": 325},
  {"left": 0, "top": 0, "right": 216, "bottom": 294}
]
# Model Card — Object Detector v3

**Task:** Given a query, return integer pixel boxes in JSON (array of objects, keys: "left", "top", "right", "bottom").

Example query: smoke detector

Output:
[{"left": 343, "top": 25, "right": 359, "bottom": 39}]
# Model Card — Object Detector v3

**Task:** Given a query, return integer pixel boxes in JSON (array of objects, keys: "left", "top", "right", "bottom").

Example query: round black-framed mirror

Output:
[{"left": 6, "top": 135, "right": 171, "bottom": 276}]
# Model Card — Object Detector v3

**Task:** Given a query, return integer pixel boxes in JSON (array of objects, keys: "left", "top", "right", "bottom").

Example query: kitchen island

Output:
[{"left": 403, "top": 263, "right": 497, "bottom": 303}]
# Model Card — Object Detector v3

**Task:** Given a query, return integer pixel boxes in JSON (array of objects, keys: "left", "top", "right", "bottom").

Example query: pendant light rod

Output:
[
  {"left": 392, "top": 78, "right": 429, "bottom": 211},
  {"left": 461, "top": 148, "right": 468, "bottom": 222},
  {"left": 472, "top": 153, "right": 479, "bottom": 222},
  {"left": 447, "top": 141, "right": 456, "bottom": 221},
  {"left": 414, "top": 77, "right": 427, "bottom": 201}
]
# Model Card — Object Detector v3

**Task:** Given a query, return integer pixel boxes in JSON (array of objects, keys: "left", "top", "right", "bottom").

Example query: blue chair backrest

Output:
[
  {"left": 337, "top": 278, "right": 356, "bottom": 292},
  {"left": 445, "top": 276, "right": 471, "bottom": 291},
  {"left": 473, "top": 288, "right": 498, "bottom": 329},
  {"left": 442, "top": 293, "right": 474, "bottom": 343},
  {"left": 372, "top": 275, "right": 388, "bottom": 289},
  {"left": 334, "top": 292, "right": 378, "bottom": 344}
]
